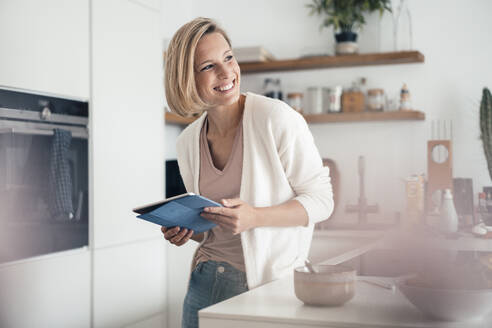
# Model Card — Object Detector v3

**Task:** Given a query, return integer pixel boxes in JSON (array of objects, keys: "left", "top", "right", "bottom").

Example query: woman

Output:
[{"left": 163, "top": 17, "right": 334, "bottom": 328}]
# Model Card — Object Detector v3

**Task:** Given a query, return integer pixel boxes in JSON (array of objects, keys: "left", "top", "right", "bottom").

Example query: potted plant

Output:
[
  {"left": 307, "top": 0, "right": 392, "bottom": 55},
  {"left": 480, "top": 87, "right": 492, "bottom": 180}
]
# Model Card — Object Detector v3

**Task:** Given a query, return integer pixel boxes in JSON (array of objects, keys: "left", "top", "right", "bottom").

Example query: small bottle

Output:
[
  {"left": 399, "top": 83, "right": 412, "bottom": 110},
  {"left": 439, "top": 189, "right": 459, "bottom": 233}
]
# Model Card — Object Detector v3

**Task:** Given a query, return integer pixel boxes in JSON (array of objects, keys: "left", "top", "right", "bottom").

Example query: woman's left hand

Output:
[{"left": 201, "top": 198, "right": 259, "bottom": 235}]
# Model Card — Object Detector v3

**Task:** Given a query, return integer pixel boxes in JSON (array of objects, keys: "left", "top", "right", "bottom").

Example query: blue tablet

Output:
[{"left": 133, "top": 193, "right": 220, "bottom": 233}]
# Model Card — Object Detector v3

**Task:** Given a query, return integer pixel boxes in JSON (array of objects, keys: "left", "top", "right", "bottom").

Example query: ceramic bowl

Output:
[
  {"left": 294, "top": 264, "right": 356, "bottom": 306},
  {"left": 398, "top": 279, "right": 492, "bottom": 321}
]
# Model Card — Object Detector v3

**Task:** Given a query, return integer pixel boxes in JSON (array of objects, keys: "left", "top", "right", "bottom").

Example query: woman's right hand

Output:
[{"left": 161, "top": 226, "right": 194, "bottom": 246}]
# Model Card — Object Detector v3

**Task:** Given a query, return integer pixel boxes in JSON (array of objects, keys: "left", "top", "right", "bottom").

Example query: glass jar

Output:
[
  {"left": 367, "top": 88, "right": 385, "bottom": 111},
  {"left": 324, "top": 86, "right": 342, "bottom": 112},
  {"left": 287, "top": 92, "right": 303, "bottom": 113}
]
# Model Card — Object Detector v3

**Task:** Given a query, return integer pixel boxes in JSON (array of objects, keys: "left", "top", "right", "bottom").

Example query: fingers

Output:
[
  {"left": 203, "top": 206, "right": 235, "bottom": 218},
  {"left": 221, "top": 198, "right": 242, "bottom": 207},
  {"left": 174, "top": 229, "right": 194, "bottom": 246},
  {"left": 171, "top": 227, "right": 189, "bottom": 243},
  {"left": 161, "top": 226, "right": 193, "bottom": 246},
  {"left": 201, "top": 212, "right": 236, "bottom": 229},
  {"left": 162, "top": 226, "right": 179, "bottom": 239}
]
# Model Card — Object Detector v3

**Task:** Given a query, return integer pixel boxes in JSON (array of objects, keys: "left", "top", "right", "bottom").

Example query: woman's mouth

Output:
[{"left": 214, "top": 79, "right": 236, "bottom": 93}]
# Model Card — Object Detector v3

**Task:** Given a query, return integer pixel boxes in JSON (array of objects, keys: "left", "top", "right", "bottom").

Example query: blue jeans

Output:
[{"left": 182, "top": 260, "right": 249, "bottom": 328}]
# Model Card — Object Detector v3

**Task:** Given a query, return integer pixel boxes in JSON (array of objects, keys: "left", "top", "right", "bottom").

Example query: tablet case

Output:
[{"left": 134, "top": 194, "right": 220, "bottom": 233}]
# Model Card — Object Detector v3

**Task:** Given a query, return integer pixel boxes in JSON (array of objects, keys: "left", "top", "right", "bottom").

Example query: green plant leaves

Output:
[
  {"left": 480, "top": 87, "right": 492, "bottom": 181},
  {"left": 306, "top": 0, "right": 392, "bottom": 33}
]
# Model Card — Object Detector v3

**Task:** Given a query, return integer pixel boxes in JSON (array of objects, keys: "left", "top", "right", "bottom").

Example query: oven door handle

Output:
[{"left": 0, "top": 126, "right": 88, "bottom": 139}]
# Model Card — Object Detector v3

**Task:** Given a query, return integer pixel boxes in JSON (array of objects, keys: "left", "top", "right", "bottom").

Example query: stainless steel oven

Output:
[{"left": 0, "top": 86, "right": 89, "bottom": 263}]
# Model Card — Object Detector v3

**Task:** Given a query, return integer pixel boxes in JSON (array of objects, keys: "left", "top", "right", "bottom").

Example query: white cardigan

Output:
[{"left": 176, "top": 92, "right": 334, "bottom": 288}]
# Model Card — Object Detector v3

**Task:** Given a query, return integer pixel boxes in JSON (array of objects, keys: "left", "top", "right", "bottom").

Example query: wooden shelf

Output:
[
  {"left": 303, "top": 110, "right": 425, "bottom": 123},
  {"left": 239, "top": 51, "right": 424, "bottom": 74},
  {"left": 165, "top": 110, "right": 425, "bottom": 125}
]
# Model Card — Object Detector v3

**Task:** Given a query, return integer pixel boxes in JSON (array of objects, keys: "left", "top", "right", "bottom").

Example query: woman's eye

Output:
[
  {"left": 225, "top": 55, "right": 233, "bottom": 61},
  {"left": 201, "top": 64, "right": 213, "bottom": 71}
]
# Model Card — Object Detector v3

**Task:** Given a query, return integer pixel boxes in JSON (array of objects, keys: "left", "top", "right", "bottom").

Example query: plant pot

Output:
[
  {"left": 335, "top": 31, "right": 359, "bottom": 55},
  {"left": 335, "top": 31, "right": 358, "bottom": 43}
]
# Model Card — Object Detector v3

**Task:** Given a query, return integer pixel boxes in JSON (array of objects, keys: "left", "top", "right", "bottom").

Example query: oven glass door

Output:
[{"left": 0, "top": 131, "right": 88, "bottom": 263}]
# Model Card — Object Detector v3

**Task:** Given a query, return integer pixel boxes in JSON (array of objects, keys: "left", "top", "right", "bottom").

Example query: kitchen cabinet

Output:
[
  {"left": 91, "top": 0, "right": 164, "bottom": 248},
  {"left": 90, "top": 0, "right": 166, "bottom": 326},
  {"left": 0, "top": 248, "right": 91, "bottom": 328},
  {"left": 0, "top": 0, "right": 90, "bottom": 99},
  {"left": 164, "top": 51, "right": 425, "bottom": 125},
  {"left": 0, "top": 2, "right": 91, "bottom": 328},
  {"left": 93, "top": 240, "right": 165, "bottom": 328},
  {"left": 0, "top": 1, "right": 166, "bottom": 327}
]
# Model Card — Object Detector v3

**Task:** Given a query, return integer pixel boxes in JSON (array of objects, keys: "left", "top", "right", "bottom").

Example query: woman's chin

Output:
[{"left": 209, "top": 91, "right": 241, "bottom": 108}]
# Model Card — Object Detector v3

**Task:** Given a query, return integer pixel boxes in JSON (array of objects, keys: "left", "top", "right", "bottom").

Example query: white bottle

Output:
[{"left": 439, "top": 189, "right": 459, "bottom": 233}]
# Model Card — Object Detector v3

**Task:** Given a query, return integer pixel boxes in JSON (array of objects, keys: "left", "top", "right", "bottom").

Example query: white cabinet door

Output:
[
  {"left": 93, "top": 240, "right": 165, "bottom": 328},
  {"left": 0, "top": 0, "right": 90, "bottom": 99},
  {"left": 91, "top": 0, "right": 164, "bottom": 248},
  {"left": 0, "top": 249, "right": 91, "bottom": 328}
]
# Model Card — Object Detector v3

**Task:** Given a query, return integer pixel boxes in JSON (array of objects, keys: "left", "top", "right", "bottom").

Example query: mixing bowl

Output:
[
  {"left": 398, "top": 279, "right": 492, "bottom": 321},
  {"left": 294, "top": 264, "right": 356, "bottom": 306}
]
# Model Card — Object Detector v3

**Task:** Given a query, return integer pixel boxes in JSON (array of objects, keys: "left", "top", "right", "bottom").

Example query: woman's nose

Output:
[{"left": 216, "top": 63, "right": 232, "bottom": 79}]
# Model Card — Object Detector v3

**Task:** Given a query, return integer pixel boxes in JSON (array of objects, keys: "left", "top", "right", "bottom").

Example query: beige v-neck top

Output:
[{"left": 194, "top": 116, "right": 245, "bottom": 272}]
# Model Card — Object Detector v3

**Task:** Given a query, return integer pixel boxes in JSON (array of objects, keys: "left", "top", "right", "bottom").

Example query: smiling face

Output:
[{"left": 194, "top": 32, "right": 241, "bottom": 109}]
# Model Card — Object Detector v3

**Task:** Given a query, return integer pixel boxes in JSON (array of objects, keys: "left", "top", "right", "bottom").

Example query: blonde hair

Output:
[{"left": 164, "top": 17, "right": 232, "bottom": 116}]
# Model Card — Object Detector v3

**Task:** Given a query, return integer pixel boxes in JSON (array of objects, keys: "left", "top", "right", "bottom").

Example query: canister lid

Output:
[
  {"left": 287, "top": 92, "right": 303, "bottom": 98},
  {"left": 368, "top": 88, "right": 384, "bottom": 95}
]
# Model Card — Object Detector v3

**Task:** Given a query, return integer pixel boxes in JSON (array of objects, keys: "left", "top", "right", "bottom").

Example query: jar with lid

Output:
[
  {"left": 323, "top": 86, "right": 342, "bottom": 112},
  {"left": 305, "top": 87, "right": 323, "bottom": 114},
  {"left": 287, "top": 92, "right": 303, "bottom": 113},
  {"left": 367, "top": 88, "right": 385, "bottom": 111}
]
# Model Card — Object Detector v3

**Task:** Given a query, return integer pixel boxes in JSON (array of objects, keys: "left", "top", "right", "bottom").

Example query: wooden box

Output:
[{"left": 342, "top": 91, "right": 365, "bottom": 113}]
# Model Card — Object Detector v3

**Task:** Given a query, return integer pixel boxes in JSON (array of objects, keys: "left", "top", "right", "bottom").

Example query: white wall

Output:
[{"left": 189, "top": 0, "right": 492, "bottom": 223}]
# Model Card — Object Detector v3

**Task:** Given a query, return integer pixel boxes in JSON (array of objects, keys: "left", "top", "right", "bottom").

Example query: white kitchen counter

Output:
[
  {"left": 199, "top": 275, "right": 492, "bottom": 328},
  {"left": 199, "top": 229, "right": 492, "bottom": 328}
]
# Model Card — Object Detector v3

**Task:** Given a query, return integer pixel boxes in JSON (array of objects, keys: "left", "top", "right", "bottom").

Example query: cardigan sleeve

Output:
[{"left": 272, "top": 104, "right": 334, "bottom": 225}]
